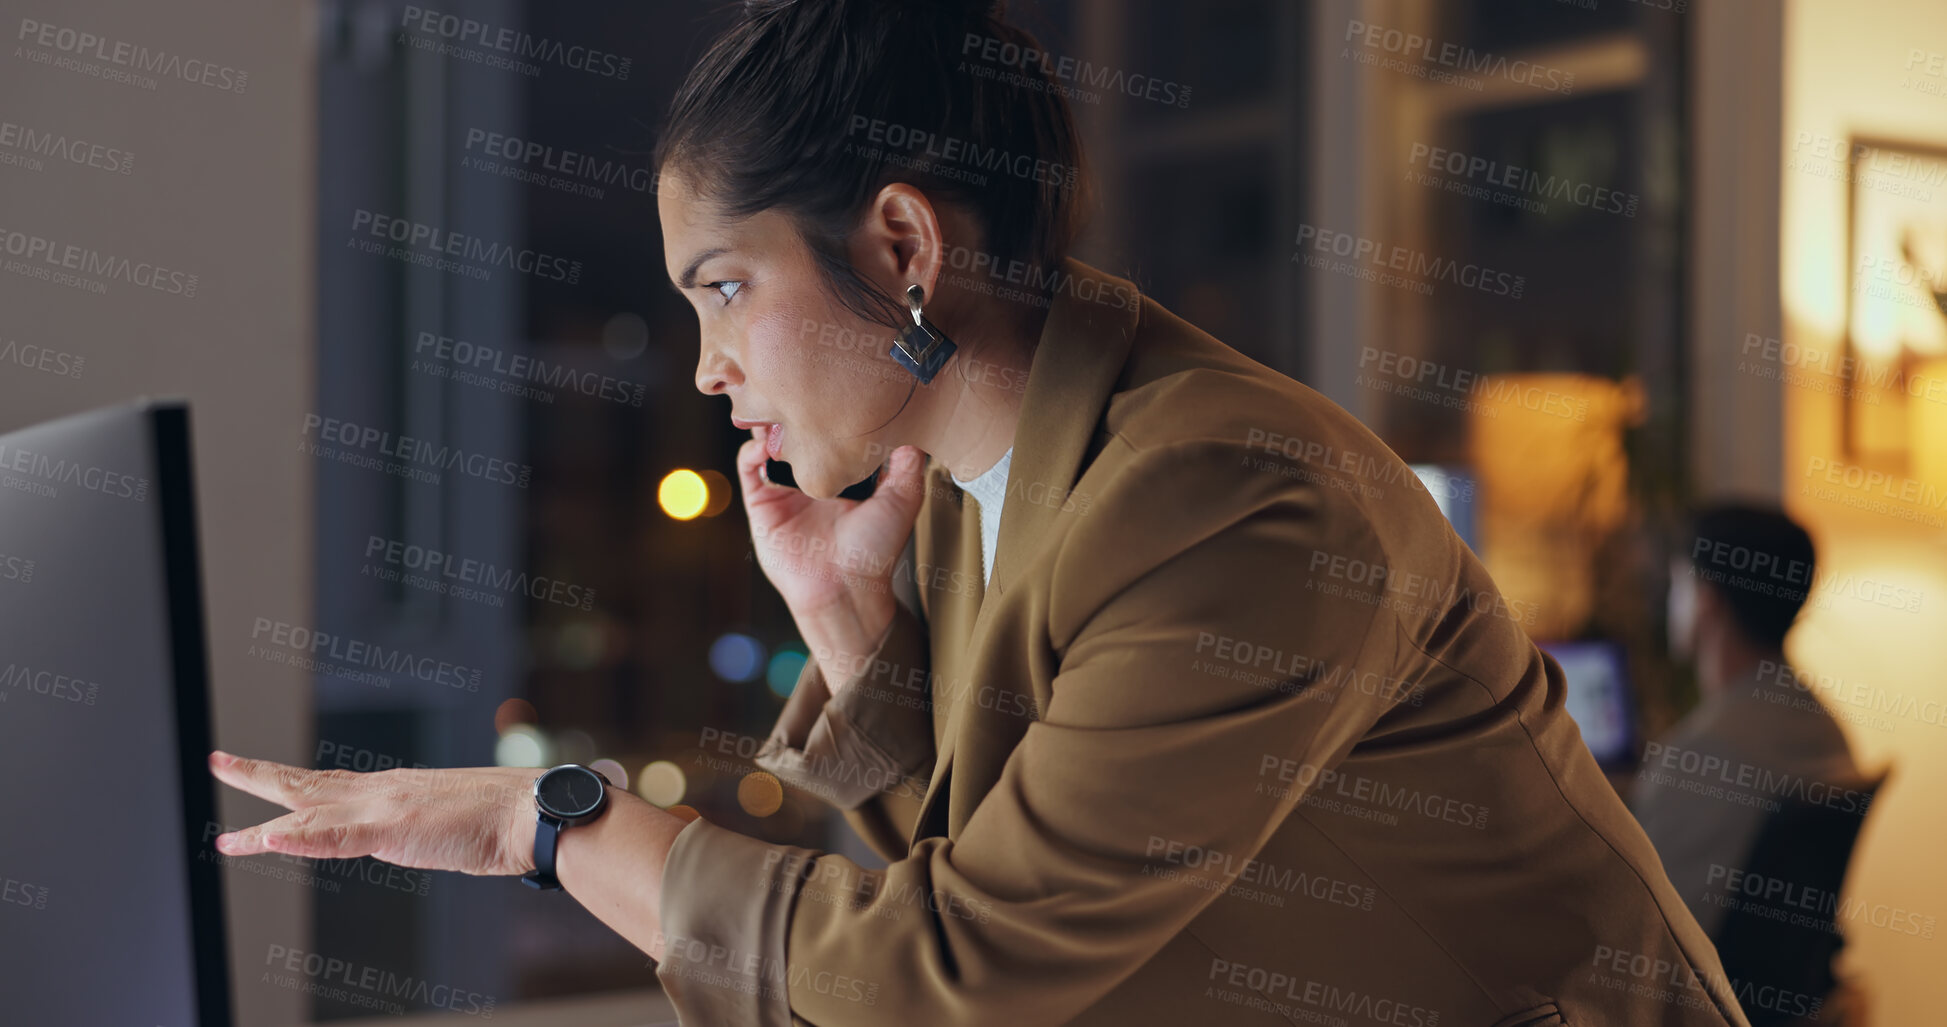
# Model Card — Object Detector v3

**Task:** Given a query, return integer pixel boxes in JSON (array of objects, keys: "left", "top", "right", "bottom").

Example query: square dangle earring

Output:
[{"left": 890, "top": 283, "right": 958, "bottom": 385}]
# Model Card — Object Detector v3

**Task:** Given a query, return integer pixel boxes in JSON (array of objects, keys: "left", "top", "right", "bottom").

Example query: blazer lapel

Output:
[
  {"left": 909, "top": 258, "right": 1142, "bottom": 845},
  {"left": 913, "top": 459, "right": 985, "bottom": 750}
]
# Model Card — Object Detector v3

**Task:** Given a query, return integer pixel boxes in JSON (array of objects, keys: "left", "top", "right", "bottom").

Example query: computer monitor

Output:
[
  {"left": 1538, "top": 639, "right": 1637, "bottom": 769},
  {"left": 1408, "top": 463, "right": 1479, "bottom": 553},
  {"left": 0, "top": 400, "right": 232, "bottom": 1026}
]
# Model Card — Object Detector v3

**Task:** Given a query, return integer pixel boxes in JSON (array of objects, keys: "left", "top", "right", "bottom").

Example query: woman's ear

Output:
[{"left": 850, "top": 182, "right": 947, "bottom": 303}]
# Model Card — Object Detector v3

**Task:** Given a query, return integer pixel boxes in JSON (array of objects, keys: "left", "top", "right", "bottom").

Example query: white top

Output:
[{"left": 948, "top": 446, "right": 1014, "bottom": 588}]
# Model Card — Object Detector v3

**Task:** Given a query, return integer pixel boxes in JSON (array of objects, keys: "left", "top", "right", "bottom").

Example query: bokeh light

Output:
[
  {"left": 493, "top": 698, "right": 538, "bottom": 736},
  {"left": 494, "top": 724, "right": 551, "bottom": 768},
  {"left": 552, "top": 620, "right": 607, "bottom": 671},
  {"left": 601, "top": 311, "right": 649, "bottom": 361},
  {"left": 709, "top": 632, "right": 766, "bottom": 683},
  {"left": 699, "top": 469, "right": 734, "bottom": 517},
  {"left": 658, "top": 469, "right": 710, "bottom": 520},
  {"left": 766, "top": 650, "right": 808, "bottom": 697},
  {"left": 737, "top": 771, "right": 784, "bottom": 817},
  {"left": 589, "top": 758, "right": 629, "bottom": 791},
  {"left": 638, "top": 760, "right": 687, "bottom": 807}
]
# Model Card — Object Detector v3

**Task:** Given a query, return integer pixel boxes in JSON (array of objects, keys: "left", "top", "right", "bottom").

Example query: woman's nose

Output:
[{"left": 694, "top": 339, "right": 742, "bottom": 396}]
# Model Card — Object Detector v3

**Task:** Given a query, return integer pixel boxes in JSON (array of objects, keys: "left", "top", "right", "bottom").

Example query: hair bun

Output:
[{"left": 742, "top": 0, "right": 1004, "bottom": 21}]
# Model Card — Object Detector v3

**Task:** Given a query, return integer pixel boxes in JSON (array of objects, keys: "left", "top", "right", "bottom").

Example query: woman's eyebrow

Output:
[{"left": 674, "top": 247, "right": 730, "bottom": 290}]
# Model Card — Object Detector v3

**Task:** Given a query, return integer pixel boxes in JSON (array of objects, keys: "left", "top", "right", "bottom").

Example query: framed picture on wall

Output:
[{"left": 1843, "top": 135, "right": 1947, "bottom": 464}]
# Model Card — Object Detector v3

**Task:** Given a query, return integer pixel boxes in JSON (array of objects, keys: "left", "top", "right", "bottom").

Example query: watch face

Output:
[{"left": 536, "top": 765, "right": 607, "bottom": 819}]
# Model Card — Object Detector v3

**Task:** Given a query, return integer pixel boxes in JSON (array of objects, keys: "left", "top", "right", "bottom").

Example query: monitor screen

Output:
[
  {"left": 0, "top": 400, "right": 231, "bottom": 1026},
  {"left": 1408, "top": 463, "right": 1479, "bottom": 552},
  {"left": 1539, "top": 640, "right": 1636, "bottom": 768}
]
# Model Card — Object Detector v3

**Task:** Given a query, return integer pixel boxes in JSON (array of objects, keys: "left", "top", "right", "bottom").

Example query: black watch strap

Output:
[{"left": 521, "top": 815, "right": 562, "bottom": 890}]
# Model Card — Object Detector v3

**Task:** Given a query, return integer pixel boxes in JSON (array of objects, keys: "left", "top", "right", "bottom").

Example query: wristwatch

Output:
[{"left": 521, "top": 763, "right": 613, "bottom": 891}]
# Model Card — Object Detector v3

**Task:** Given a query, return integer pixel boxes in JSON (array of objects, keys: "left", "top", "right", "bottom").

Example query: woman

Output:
[{"left": 213, "top": 1, "right": 1753, "bottom": 1024}]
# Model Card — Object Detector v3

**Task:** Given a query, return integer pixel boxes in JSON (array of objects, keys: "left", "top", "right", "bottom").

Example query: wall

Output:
[
  {"left": 0, "top": 1, "right": 314, "bottom": 1023},
  {"left": 1781, "top": 0, "right": 1947, "bottom": 1021}
]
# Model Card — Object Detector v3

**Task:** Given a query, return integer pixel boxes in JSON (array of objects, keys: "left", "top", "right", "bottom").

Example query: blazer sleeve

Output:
[
  {"left": 750, "top": 598, "right": 935, "bottom": 861},
  {"left": 655, "top": 439, "right": 1405, "bottom": 1027}
]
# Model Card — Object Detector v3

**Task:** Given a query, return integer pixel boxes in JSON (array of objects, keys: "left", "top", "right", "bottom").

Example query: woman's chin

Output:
[
  {"left": 789, "top": 462, "right": 836, "bottom": 500},
  {"left": 790, "top": 454, "right": 865, "bottom": 500}
]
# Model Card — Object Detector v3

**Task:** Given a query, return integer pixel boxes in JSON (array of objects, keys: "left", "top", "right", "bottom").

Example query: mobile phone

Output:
[{"left": 765, "top": 457, "right": 879, "bottom": 500}]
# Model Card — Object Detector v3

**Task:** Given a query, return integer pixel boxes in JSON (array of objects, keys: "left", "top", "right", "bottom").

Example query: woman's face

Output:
[{"left": 659, "top": 171, "right": 913, "bottom": 500}]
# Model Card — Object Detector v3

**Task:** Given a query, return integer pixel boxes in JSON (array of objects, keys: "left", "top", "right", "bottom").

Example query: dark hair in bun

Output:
[
  {"left": 655, "top": 0, "right": 1091, "bottom": 327},
  {"left": 746, "top": 0, "right": 1005, "bottom": 17}
]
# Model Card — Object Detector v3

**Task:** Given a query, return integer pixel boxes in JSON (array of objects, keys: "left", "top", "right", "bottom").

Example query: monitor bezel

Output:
[{"left": 151, "top": 402, "right": 235, "bottom": 1027}]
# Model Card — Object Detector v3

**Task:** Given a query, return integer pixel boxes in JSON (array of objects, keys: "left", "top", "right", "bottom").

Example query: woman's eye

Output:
[{"left": 710, "top": 281, "right": 741, "bottom": 303}]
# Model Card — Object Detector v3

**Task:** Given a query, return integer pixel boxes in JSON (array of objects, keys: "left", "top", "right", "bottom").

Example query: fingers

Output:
[
  {"left": 209, "top": 750, "right": 363, "bottom": 810},
  {"left": 208, "top": 764, "right": 541, "bottom": 876},
  {"left": 865, "top": 444, "right": 927, "bottom": 519},
  {"left": 216, "top": 803, "right": 376, "bottom": 859},
  {"left": 734, "top": 431, "right": 782, "bottom": 504}
]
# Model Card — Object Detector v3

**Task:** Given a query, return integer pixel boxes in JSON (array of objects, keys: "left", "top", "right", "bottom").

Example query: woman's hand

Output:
[
  {"left": 207, "top": 750, "right": 541, "bottom": 878},
  {"left": 737, "top": 426, "right": 926, "bottom": 620}
]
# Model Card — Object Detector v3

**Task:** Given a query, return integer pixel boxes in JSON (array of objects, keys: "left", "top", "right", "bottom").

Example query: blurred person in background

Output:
[{"left": 1634, "top": 502, "right": 1869, "bottom": 1024}]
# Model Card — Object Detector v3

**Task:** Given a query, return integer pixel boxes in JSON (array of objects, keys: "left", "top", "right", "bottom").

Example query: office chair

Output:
[{"left": 1711, "top": 767, "right": 1891, "bottom": 1027}]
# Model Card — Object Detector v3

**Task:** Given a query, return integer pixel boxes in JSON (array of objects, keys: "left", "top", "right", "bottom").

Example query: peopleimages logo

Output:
[
  {"left": 1406, "top": 142, "right": 1638, "bottom": 218},
  {"left": 461, "top": 128, "right": 658, "bottom": 199},
  {"left": 398, "top": 5, "right": 630, "bottom": 81},
  {"left": 0, "top": 120, "right": 135, "bottom": 175},
  {"left": 1639, "top": 741, "right": 1875, "bottom": 815},
  {"left": 1144, "top": 835, "right": 1379, "bottom": 912},
  {"left": 1259, "top": 755, "right": 1490, "bottom": 829},
  {"left": 0, "top": 337, "right": 85, "bottom": 379},
  {"left": 1293, "top": 225, "right": 1524, "bottom": 298},
  {"left": 299, "top": 414, "right": 533, "bottom": 489},
  {"left": 0, "top": 225, "right": 199, "bottom": 297},
  {"left": 959, "top": 32, "right": 1192, "bottom": 108},
  {"left": 348, "top": 209, "right": 582, "bottom": 284},
  {"left": 363, "top": 535, "right": 597, "bottom": 611},
  {"left": 15, "top": 18, "right": 249, "bottom": 93},
  {"left": 1306, "top": 547, "right": 1538, "bottom": 628},
  {"left": 200, "top": 819, "right": 434, "bottom": 898},
  {"left": 250, "top": 618, "right": 482, "bottom": 692},
  {"left": 412, "top": 331, "right": 644, "bottom": 407},
  {"left": 263, "top": 944, "right": 496, "bottom": 1018},
  {"left": 1244, "top": 426, "right": 1478, "bottom": 505},
  {"left": 846, "top": 116, "right": 1081, "bottom": 191},
  {"left": 1, "top": 873, "right": 49, "bottom": 911},
  {"left": 1355, "top": 348, "right": 1586, "bottom": 422},
  {"left": 1344, "top": 19, "right": 1574, "bottom": 95},
  {"left": 0, "top": 662, "right": 101, "bottom": 706},
  {"left": 938, "top": 243, "right": 1139, "bottom": 312},
  {"left": 1756, "top": 659, "right": 1947, "bottom": 733},
  {"left": 1207, "top": 958, "right": 1441, "bottom": 1027},
  {"left": 1741, "top": 331, "right": 1947, "bottom": 404},
  {"left": 0, "top": 552, "right": 33, "bottom": 584},
  {"left": 0, "top": 441, "right": 149, "bottom": 502},
  {"left": 1703, "top": 863, "right": 1937, "bottom": 939}
]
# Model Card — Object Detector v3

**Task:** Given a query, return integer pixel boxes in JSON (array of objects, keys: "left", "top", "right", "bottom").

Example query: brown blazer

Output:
[{"left": 653, "top": 258, "right": 1752, "bottom": 1027}]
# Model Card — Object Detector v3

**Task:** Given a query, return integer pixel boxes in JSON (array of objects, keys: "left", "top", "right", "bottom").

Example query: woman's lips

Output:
[{"left": 731, "top": 417, "right": 784, "bottom": 459}]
